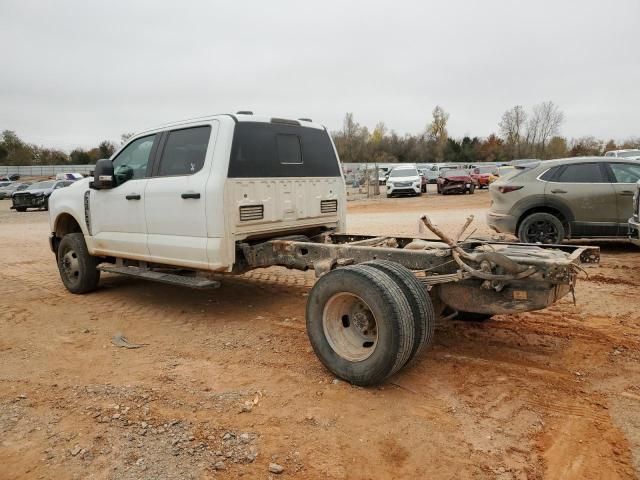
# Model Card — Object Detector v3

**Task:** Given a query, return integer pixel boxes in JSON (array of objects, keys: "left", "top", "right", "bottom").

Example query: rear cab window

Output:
[{"left": 228, "top": 122, "right": 340, "bottom": 178}]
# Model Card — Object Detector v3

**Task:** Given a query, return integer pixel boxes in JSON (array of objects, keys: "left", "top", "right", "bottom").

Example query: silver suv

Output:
[{"left": 487, "top": 157, "right": 640, "bottom": 243}]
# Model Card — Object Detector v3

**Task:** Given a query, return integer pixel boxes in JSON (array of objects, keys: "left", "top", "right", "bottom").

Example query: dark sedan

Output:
[
  {"left": 436, "top": 170, "right": 476, "bottom": 195},
  {"left": 11, "top": 180, "right": 74, "bottom": 211}
]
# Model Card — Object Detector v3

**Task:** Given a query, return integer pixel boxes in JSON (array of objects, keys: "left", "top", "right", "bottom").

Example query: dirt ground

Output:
[{"left": 1, "top": 188, "right": 639, "bottom": 480}]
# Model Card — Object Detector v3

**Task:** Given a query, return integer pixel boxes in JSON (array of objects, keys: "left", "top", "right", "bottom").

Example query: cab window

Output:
[
  {"left": 112, "top": 135, "right": 156, "bottom": 185},
  {"left": 156, "top": 126, "right": 211, "bottom": 176},
  {"left": 609, "top": 163, "right": 640, "bottom": 183}
]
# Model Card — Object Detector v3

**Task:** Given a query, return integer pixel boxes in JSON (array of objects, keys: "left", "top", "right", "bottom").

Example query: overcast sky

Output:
[{"left": 1, "top": 0, "right": 638, "bottom": 151}]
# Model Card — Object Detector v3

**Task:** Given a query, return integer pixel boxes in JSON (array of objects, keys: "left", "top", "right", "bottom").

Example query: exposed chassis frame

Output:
[{"left": 240, "top": 234, "right": 600, "bottom": 316}]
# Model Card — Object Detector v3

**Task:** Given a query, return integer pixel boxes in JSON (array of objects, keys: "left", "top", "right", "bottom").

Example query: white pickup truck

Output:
[{"left": 48, "top": 113, "right": 599, "bottom": 386}]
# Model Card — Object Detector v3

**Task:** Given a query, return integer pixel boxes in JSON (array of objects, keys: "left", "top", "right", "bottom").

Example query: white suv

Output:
[
  {"left": 604, "top": 149, "right": 640, "bottom": 160},
  {"left": 386, "top": 166, "right": 421, "bottom": 197}
]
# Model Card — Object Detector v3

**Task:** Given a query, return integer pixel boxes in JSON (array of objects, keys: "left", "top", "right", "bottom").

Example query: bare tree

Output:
[
  {"left": 533, "top": 101, "right": 564, "bottom": 157},
  {"left": 426, "top": 105, "right": 449, "bottom": 161},
  {"left": 499, "top": 105, "right": 526, "bottom": 158}
]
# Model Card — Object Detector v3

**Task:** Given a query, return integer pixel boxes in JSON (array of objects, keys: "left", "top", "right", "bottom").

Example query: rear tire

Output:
[
  {"left": 517, "top": 212, "right": 565, "bottom": 244},
  {"left": 364, "top": 260, "right": 435, "bottom": 365},
  {"left": 306, "top": 265, "right": 415, "bottom": 386},
  {"left": 57, "top": 233, "right": 101, "bottom": 294}
]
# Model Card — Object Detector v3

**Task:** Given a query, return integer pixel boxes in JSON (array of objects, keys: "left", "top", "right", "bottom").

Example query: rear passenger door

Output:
[
  {"left": 605, "top": 162, "right": 640, "bottom": 234},
  {"left": 545, "top": 162, "right": 617, "bottom": 237},
  {"left": 145, "top": 123, "right": 218, "bottom": 269}
]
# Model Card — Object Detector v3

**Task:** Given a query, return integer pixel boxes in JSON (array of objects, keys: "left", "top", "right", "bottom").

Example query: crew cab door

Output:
[
  {"left": 144, "top": 123, "right": 217, "bottom": 269},
  {"left": 606, "top": 162, "right": 640, "bottom": 234},
  {"left": 90, "top": 134, "right": 159, "bottom": 259}
]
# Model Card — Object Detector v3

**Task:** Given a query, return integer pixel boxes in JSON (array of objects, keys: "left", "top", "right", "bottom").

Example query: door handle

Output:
[
  {"left": 550, "top": 189, "right": 567, "bottom": 194},
  {"left": 125, "top": 194, "right": 141, "bottom": 200},
  {"left": 181, "top": 192, "right": 201, "bottom": 199},
  {"left": 619, "top": 190, "right": 634, "bottom": 196}
]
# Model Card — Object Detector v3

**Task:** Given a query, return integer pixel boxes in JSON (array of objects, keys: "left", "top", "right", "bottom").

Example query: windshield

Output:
[
  {"left": 389, "top": 168, "right": 418, "bottom": 177},
  {"left": 618, "top": 150, "right": 640, "bottom": 158},
  {"left": 27, "top": 181, "right": 55, "bottom": 190},
  {"left": 474, "top": 166, "right": 494, "bottom": 174}
]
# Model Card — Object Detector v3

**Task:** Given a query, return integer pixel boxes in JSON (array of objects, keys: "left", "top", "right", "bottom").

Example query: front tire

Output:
[
  {"left": 15, "top": 207, "right": 27, "bottom": 212},
  {"left": 517, "top": 212, "right": 565, "bottom": 244},
  {"left": 306, "top": 265, "right": 415, "bottom": 386},
  {"left": 57, "top": 233, "right": 101, "bottom": 294}
]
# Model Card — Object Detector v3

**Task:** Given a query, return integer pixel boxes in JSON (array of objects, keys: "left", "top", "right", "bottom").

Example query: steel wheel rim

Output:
[
  {"left": 322, "top": 292, "right": 378, "bottom": 362},
  {"left": 525, "top": 220, "right": 558, "bottom": 244},
  {"left": 61, "top": 249, "right": 81, "bottom": 283}
]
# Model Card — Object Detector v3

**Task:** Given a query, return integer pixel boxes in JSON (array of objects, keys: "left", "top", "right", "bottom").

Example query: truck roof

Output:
[{"left": 137, "top": 113, "right": 326, "bottom": 136}]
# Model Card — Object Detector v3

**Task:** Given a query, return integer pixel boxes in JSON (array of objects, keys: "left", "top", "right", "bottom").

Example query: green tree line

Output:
[{"left": 0, "top": 131, "right": 127, "bottom": 166}]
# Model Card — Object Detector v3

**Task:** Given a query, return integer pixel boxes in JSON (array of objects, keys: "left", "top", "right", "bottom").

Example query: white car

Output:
[
  {"left": 386, "top": 166, "right": 422, "bottom": 197},
  {"left": 604, "top": 149, "right": 640, "bottom": 160}
]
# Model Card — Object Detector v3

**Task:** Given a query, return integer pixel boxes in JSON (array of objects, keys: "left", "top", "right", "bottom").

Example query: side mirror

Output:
[{"left": 90, "top": 159, "right": 114, "bottom": 189}]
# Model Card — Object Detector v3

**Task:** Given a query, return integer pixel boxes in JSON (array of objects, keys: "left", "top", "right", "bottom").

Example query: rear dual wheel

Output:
[{"left": 306, "top": 262, "right": 434, "bottom": 386}]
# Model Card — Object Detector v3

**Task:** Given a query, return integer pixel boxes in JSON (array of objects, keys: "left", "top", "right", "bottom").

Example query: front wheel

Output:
[
  {"left": 57, "top": 233, "right": 101, "bottom": 294},
  {"left": 15, "top": 207, "right": 27, "bottom": 212},
  {"left": 517, "top": 212, "right": 565, "bottom": 244}
]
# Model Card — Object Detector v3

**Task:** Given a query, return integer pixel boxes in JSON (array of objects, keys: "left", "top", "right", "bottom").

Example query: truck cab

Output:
[{"left": 49, "top": 114, "right": 346, "bottom": 274}]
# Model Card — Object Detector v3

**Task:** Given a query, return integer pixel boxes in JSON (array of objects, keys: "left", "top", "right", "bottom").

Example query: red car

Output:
[
  {"left": 470, "top": 165, "right": 495, "bottom": 188},
  {"left": 436, "top": 170, "right": 476, "bottom": 194}
]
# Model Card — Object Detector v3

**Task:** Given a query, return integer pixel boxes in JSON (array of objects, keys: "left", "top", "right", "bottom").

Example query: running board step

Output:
[{"left": 98, "top": 265, "right": 220, "bottom": 289}]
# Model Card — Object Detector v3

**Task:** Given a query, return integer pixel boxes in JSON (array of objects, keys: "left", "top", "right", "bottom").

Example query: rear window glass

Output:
[
  {"left": 157, "top": 126, "right": 211, "bottom": 176},
  {"left": 228, "top": 122, "right": 340, "bottom": 178},
  {"left": 276, "top": 134, "right": 302, "bottom": 165},
  {"left": 539, "top": 167, "right": 559, "bottom": 181},
  {"left": 555, "top": 163, "right": 606, "bottom": 183}
]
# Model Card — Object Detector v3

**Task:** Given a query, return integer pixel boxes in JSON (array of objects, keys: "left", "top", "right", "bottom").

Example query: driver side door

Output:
[{"left": 89, "top": 134, "right": 159, "bottom": 259}]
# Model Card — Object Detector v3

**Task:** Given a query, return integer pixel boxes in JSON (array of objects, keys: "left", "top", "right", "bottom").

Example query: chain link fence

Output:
[{"left": 0, "top": 164, "right": 94, "bottom": 176}]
